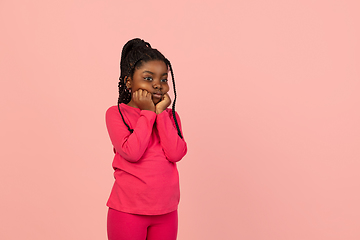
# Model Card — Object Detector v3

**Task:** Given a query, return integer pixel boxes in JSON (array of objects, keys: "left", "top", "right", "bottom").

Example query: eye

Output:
[
  {"left": 144, "top": 77, "right": 153, "bottom": 81},
  {"left": 161, "top": 79, "right": 168, "bottom": 83}
]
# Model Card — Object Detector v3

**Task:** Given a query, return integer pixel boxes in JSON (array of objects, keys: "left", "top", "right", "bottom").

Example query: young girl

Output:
[{"left": 105, "top": 38, "right": 187, "bottom": 240}]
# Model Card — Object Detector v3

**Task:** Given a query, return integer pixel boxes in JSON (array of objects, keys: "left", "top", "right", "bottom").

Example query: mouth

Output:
[{"left": 152, "top": 92, "right": 163, "bottom": 99}]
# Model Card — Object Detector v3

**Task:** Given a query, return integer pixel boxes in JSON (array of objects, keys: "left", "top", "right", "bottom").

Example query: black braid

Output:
[
  {"left": 117, "top": 38, "right": 183, "bottom": 138},
  {"left": 167, "top": 60, "right": 183, "bottom": 139},
  {"left": 117, "top": 77, "right": 133, "bottom": 133},
  {"left": 117, "top": 58, "right": 143, "bottom": 133}
]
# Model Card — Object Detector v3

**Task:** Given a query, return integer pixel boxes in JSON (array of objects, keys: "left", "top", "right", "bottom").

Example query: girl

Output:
[{"left": 105, "top": 38, "right": 187, "bottom": 240}]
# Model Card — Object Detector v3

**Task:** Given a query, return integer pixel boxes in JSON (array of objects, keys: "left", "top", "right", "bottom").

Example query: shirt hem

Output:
[{"left": 106, "top": 203, "right": 178, "bottom": 216}]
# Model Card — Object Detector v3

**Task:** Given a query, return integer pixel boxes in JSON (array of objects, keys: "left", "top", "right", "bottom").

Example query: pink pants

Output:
[{"left": 107, "top": 208, "right": 178, "bottom": 240}]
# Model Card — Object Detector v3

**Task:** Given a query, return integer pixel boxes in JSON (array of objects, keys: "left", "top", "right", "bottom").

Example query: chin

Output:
[{"left": 152, "top": 98, "right": 161, "bottom": 105}]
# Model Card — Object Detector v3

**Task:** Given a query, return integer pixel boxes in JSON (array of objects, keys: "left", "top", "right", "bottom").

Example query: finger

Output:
[
  {"left": 164, "top": 93, "right": 171, "bottom": 101},
  {"left": 140, "top": 90, "right": 149, "bottom": 99},
  {"left": 147, "top": 91, "right": 152, "bottom": 99},
  {"left": 133, "top": 91, "right": 139, "bottom": 100},
  {"left": 142, "top": 89, "right": 150, "bottom": 99},
  {"left": 140, "top": 89, "right": 147, "bottom": 100},
  {"left": 142, "top": 89, "right": 149, "bottom": 97}
]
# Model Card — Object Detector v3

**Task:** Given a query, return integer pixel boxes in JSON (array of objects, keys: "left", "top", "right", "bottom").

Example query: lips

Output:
[{"left": 152, "top": 91, "right": 163, "bottom": 98}]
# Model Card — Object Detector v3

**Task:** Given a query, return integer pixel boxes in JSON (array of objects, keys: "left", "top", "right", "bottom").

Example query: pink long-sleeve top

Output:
[{"left": 105, "top": 103, "right": 187, "bottom": 215}]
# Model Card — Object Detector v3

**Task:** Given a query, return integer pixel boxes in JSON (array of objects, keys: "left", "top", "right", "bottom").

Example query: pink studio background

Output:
[{"left": 1, "top": 0, "right": 359, "bottom": 239}]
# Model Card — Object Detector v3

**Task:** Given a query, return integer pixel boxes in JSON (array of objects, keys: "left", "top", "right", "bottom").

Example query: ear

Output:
[{"left": 125, "top": 76, "right": 132, "bottom": 89}]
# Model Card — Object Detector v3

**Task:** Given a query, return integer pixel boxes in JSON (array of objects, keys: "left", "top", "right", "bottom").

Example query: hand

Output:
[
  {"left": 132, "top": 89, "right": 155, "bottom": 112},
  {"left": 155, "top": 93, "right": 171, "bottom": 114}
]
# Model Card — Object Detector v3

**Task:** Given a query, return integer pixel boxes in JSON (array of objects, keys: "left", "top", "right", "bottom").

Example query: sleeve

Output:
[
  {"left": 156, "top": 109, "right": 187, "bottom": 162},
  {"left": 105, "top": 106, "right": 157, "bottom": 162}
]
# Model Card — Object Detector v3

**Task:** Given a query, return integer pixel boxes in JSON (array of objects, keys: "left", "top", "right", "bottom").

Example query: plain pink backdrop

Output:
[{"left": 1, "top": 0, "right": 359, "bottom": 239}]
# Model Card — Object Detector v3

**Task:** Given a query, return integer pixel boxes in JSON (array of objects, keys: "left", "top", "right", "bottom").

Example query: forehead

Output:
[{"left": 136, "top": 60, "right": 168, "bottom": 74}]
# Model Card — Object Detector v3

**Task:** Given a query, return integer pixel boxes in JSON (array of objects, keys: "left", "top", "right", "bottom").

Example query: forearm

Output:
[
  {"left": 106, "top": 108, "right": 156, "bottom": 162},
  {"left": 156, "top": 110, "right": 187, "bottom": 162}
]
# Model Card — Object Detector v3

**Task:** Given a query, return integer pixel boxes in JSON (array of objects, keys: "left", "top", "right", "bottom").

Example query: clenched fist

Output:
[
  {"left": 155, "top": 93, "right": 171, "bottom": 114},
  {"left": 132, "top": 89, "right": 155, "bottom": 112}
]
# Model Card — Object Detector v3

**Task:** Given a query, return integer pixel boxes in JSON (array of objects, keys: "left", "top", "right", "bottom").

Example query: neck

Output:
[{"left": 126, "top": 100, "right": 138, "bottom": 108}]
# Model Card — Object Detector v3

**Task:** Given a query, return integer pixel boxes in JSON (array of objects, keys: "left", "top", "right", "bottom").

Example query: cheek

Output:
[
  {"left": 163, "top": 84, "right": 170, "bottom": 93},
  {"left": 131, "top": 82, "right": 148, "bottom": 91}
]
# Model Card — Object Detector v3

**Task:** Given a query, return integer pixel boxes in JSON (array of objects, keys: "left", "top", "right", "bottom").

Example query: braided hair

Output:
[{"left": 117, "top": 38, "right": 183, "bottom": 138}]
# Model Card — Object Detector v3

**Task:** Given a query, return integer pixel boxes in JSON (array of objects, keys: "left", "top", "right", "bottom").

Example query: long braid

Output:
[
  {"left": 167, "top": 60, "right": 183, "bottom": 139},
  {"left": 117, "top": 77, "right": 133, "bottom": 133},
  {"left": 117, "top": 59, "right": 142, "bottom": 133}
]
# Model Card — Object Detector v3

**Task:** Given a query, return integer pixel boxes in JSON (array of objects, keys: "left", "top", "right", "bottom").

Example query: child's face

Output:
[{"left": 127, "top": 60, "right": 169, "bottom": 105}]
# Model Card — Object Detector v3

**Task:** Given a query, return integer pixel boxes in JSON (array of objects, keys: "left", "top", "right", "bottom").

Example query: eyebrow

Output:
[{"left": 142, "top": 70, "right": 168, "bottom": 76}]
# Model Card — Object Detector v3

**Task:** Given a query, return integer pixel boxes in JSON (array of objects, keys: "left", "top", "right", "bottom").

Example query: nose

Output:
[{"left": 153, "top": 80, "right": 162, "bottom": 89}]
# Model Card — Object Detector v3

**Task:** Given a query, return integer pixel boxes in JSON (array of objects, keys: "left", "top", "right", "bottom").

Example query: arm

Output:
[
  {"left": 106, "top": 106, "right": 156, "bottom": 162},
  {"left": 156, "top": 109, "right": 187, "bottom": 162}
]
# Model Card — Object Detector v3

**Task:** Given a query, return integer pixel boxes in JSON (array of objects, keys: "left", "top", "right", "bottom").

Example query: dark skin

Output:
[{"left": 126, "top": 60, "right": 171, "bottom": 114}]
